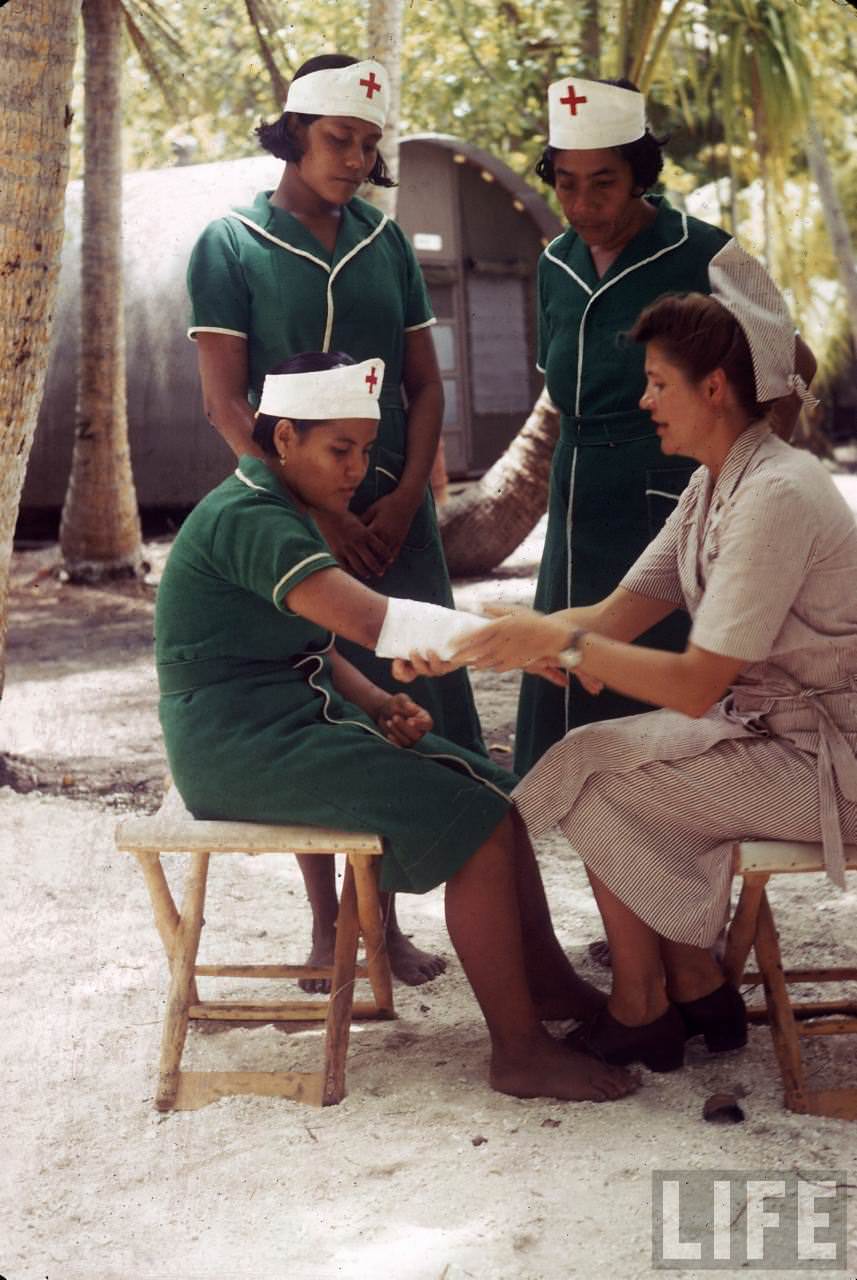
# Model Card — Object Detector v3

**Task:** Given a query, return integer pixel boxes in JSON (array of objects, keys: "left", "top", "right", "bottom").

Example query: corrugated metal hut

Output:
[{"left": 22, "top": 136, "right": 560, "bottom": 511}]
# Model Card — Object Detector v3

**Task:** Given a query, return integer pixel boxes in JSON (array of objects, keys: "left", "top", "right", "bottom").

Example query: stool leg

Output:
[
  {"left": 753, "top": 890, "right": 809, "bottom": 1113},
  {"left": 155, "top": 851, "right": 210, "bottom": 1112},
  {"left": 723, "top": 871, "right": 769, "bottom": 987},
  {"left": 134, "top": 849, "right": 200, "bottom": 1004},
  {"left": 321, "top": 860, "right": 360, "bottom": 1106},
  {"left": 351, "top": 854, "right": 394, "bottom": 1018}
]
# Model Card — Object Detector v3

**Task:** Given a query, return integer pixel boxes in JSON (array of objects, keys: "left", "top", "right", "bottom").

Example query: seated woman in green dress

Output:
[{"left": 155, "top": 350, "right": 636, "bottom": 1103}]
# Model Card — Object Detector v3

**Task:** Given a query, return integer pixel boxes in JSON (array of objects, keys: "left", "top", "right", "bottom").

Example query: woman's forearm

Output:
[
  {"left": 397, "top": 379, "right": 443, "bottom": 504},
  {"left": 574, "top": 632, "right": 744, "bottom": 718}
]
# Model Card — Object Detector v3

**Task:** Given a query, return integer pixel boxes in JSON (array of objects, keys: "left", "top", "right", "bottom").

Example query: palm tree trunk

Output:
[
  {"left": 59, "top": 0, "right": 143, "bottom": 580},
  {"left": 0, "top": 0, "right": 81, "bottom": 691},
  {"left": 439, "top": 389, "right": 559, "bottom": 576},
  {"left": 365, "top": 0, "right": 404, "bottom": 218},
  {"left": 806, "top": 114, "right": 857, "bottom": 355}
]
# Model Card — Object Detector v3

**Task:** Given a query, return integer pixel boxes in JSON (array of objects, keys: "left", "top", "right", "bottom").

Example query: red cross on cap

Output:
[
  {"left": 365, "top": 366, "right": 379, "bottom": 392},
  {"left": 360, "top": 71, "right": 382, "bottom": 99},
  {"left": 560, "top": 83, "right": 588, "bottom": 115}
]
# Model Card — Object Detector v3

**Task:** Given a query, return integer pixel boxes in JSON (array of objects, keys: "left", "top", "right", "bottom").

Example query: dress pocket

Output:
[{"left": 645, "top": 463, "right": 697, "bottom": 537}]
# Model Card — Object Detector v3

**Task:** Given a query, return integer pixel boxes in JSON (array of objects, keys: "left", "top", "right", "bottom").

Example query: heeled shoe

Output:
[
  {"left": 565, "top": 1003, "right": 686, "bottom": 1073},
  {"left": 676, "top": 982, "right": 748, "bottom": 1053}
]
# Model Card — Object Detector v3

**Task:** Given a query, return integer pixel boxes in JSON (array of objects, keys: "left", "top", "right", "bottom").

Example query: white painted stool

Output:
[
  {"left": 116, "top": 788, "right": 394, "bottom": 1111},
  {"left": 724, "top": 840, "right": 857, "bottom": 1119}
]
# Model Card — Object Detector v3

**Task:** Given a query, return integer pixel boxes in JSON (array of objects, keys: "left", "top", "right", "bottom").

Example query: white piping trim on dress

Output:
[
  {"left": 188, "top": 325, "right": 248, "bottom": 341},
  {"left": 376, "top": 466, "right": 398, "bottom": 483},
  {"left": 234, "top": 465, "right": 267, "bottom": 492},
  {"left": 645, "top": 488, "right": 682, "bottom": 502},
  {"left": 404, "top": 317, "right": 437, "bottom": 332},
  {"left": 573, "top": 211, "right": 689, "bottom": 417},
  {"left": 543, "top": 244, "right": 593, "bottom": 296},
  {"left": 295, "top": 646, "right": 512, "bottom": 803},
  {"left": 272, "top": 553, "right": 336, "bottom": 604},
  {"left": 321, "top": 214, "right": 390, "bottom": 350},
  {"left": 564, "top": 443, "right": 579, "bottom": 734},
  {"left": 226, "top": 212, "right": 331, "bottom": 272}
]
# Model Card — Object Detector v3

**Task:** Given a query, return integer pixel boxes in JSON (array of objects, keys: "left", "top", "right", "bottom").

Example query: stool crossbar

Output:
[
  {"left": 724, "top": 840, "right": 857, "bottom": 1120},
  {"left": 116, "top": 789, "right": 394, "bottom": 1112}
]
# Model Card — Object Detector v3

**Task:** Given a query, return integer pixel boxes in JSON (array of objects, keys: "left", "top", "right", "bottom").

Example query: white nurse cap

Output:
[
  {"left": 284, "top": 59, "right": 388, "bottom": 130},
  {"left": 258, "top": 358, "right": 385, "bottom": 421},
  {"left": 547, "top": 76, "right": 646, "bottom": 150},
  {"left": 708, "top": 240, "right": 817, "bottom": 406}
]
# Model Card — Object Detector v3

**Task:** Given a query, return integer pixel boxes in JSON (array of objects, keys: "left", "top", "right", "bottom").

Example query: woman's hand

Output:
[
  {"left": 391, "top": 650, "right": 460, "bottom": 683},
  {"left": 314, "top": 509, "right": 392, "bottom": 579},
  {"left": 451, "top": 603, "right": 572, "bottom": 672},
  {"left": 360, "top": 490, "right": 419, "bottom": 570},
  {"left": 375, "top": 692, "right": 433, "bottom": 746}
]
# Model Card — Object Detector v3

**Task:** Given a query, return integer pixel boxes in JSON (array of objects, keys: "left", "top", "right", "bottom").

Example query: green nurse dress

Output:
[
  {"left": 156, "top": 458, "right": 515, "bottom": 894},
  {"left": 187, "top": 191, "right": 484, "bottom": 756},
  {"left": 514, "top": 197, "right": 731, "bottom": 774}
]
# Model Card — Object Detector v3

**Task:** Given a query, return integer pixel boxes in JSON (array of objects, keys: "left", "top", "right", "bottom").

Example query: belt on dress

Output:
[
  {"left": 729, "top": 674, "right": 857, "bottom": 889},
  {"left": 559, "top": 409, "right": 655, "bottom": 446},
  {"left": 157, "top": 656, "right": 297, "bottom": 694}
]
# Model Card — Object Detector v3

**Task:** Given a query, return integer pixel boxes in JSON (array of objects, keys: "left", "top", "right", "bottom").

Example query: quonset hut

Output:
[{"left": 23, "top": 135, "right": 560, "bottom": 513}]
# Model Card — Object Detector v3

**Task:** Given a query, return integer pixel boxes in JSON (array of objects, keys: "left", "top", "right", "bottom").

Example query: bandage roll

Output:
[{"left": 375, "top": 597, "right": 489, "bottom": 662}]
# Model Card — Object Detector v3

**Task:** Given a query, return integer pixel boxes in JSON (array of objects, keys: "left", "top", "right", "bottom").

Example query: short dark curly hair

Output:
[
  {"left": 255, "top": 53, "right": 396, "bottom": 188},
  {"left": 535, "top": 77, "right": 667, "bottom": 193}
]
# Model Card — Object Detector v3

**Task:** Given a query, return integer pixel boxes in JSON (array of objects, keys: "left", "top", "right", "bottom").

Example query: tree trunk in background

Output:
[
  {"left": 439, "top": 389, "right": 559, "bottom": 577},
  {"left": 579, "top": 0, "right": 601, "bottom": 76},
  {"left": 0, "top": 0, "right": 81, "bottom": 692},
  {"left": 59, "top": 0, "right": 143, "bottom": 581},
  {"left": 365, "top": 0, "right": 404, "bottom": 218},
  {"left": 806, "top": 115, "right": 857, "bottom": 357}
]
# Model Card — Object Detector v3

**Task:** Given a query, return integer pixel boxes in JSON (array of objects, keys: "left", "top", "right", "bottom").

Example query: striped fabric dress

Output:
[{"left": 513, "top": 423, "right": 857, "bottom": 946}]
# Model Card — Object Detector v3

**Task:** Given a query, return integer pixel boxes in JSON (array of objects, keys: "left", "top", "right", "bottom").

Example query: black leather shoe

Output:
[
  {"left": 676, "top": 983, "right": 748, "bottom": 1053},
  {"left": 565, "top": 1003, "right": 686, "bottom": 1072}
]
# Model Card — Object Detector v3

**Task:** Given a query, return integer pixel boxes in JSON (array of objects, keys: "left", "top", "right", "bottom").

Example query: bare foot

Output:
[
  {"left": 490, "top": 1031, "right": 639, "bottom": 1102},
  {"left": 298, "top": 933, "right": 334, "bottom": 995},
  {"left": 534, "top": 972, "right": 608, "bottom": 1023},
  {"left": 386, "top": 929, "right": 447, "bottom": 986}
]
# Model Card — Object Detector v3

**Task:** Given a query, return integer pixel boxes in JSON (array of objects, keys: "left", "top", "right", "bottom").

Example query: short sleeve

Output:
[
  {"left": 187, "top": 218, "right": 250, "bottom": 341},
  {"left": 393, "top": 223, "right": 435, "bottom": 333},
  {"left": 211, "top": 496, "right": 339, "bottom": 613},
  {"left": 690, "top": 477, "right": 815, "bottom": 659},
  {"left": 620, "top": 484, "right": 695, "bottom": 607}
]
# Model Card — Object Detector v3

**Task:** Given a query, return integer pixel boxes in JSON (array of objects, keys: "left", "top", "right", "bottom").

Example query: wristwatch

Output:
[{"left": 558, "top": 627, "right": 587, "bottom": 670}]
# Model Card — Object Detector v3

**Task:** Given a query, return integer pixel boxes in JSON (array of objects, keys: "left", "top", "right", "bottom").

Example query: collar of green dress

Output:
[
  {"left": 230, "top": 191, "right": 387, "bottom": 269},
  {"left": 549, "top": 194, "right": 686, "bottom": 292},
  {"left": 234, "top": 454, "right": 290, "bottom": 499}
]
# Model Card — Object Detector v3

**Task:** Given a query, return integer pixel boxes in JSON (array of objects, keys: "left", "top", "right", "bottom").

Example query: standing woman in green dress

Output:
[
  {"left": 186, "top": 53, "right": 482, "bottom": 986},
  {"left": 514, "top": 75, "right": 815, "bottom": 775}
]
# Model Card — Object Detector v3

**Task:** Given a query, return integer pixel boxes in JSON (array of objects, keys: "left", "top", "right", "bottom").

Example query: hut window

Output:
[
  {"left": 432, "top": 325, "right": 456, "bottom": 372},
  {"left": 442, "top": 378, "right": 459, "bottom": 426},
  {"left": 466, "top": 275, "right": 530, "bottom": 414}
]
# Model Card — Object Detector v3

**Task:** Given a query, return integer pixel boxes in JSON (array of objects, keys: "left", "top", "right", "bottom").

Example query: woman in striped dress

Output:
[{"left": 403, "top": 245, "right": 857, "bottom": 1072}]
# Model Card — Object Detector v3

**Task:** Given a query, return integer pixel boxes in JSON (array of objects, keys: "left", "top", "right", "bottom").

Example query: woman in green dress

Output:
[
  {"left": 514, "top": 75, "right": 814, "bottom": 775},
  {"left": 187, "top": 52, "right": 483, "bottom": 986},
  {"left": 156, "top": 350, "right": 635, "bottom": 1104}
]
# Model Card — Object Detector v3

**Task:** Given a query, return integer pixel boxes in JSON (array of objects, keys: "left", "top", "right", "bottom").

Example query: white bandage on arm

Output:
[{"left": 375, "top": 597, "right": 489, "bottom": 661}]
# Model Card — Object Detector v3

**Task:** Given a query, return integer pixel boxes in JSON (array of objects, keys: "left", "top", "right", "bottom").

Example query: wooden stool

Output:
[
  {"left": 116, "top": 788, "right": 394, "bottom": 1112},
  {"left": 723, "top": 840, "right": 857, "bottom": 1119}
]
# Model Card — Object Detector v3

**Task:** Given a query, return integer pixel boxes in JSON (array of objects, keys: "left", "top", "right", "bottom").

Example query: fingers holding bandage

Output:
[{"left": 449, "top": 606, "right": 573, "bottom": 673}]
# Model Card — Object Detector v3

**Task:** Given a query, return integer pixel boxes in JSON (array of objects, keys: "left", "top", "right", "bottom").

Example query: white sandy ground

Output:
[{"left": 2, "top": 519, "right": 857, "bottom": 1280}]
